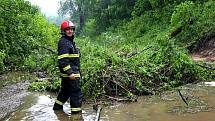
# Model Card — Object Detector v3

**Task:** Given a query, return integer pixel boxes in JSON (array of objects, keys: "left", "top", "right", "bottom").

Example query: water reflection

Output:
[{"left": 5, "top": 93, "right": 97, "bottom": 121}]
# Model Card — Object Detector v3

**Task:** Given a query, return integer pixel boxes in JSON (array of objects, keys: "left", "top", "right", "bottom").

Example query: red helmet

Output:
[{"left": 60, "top": 20, "right": 75, "bottom": 31}]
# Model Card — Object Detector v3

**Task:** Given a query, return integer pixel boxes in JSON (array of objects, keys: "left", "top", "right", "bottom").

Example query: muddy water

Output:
[
  {"left": 102, "top": 97, "right": 215, "bottom": 121},
  {"left": 4, "top": 82, "right": 215, "bottom": 121},
  {"left": 102, "top": 83, "right": 215, "bottom": 121}
]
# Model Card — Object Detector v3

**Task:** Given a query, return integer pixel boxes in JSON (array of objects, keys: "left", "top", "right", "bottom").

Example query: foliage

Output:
[
  {"left": 76, "top": 38, "right": 115, "bottom": 97},
  {"left": 83, "top": 19, "right": 97, "bottom": 37},
  {"left": 0, "top": 0, "right": 59, "bottom": 73},
  {"left": 0, "top": 0, "right": 38, "bottom": 69},
  {"left": 74, "top": 31, "right": 206, "bottom": 98},
  {"left": 170, "top": 0, "right": 215, "bottom": 50},
  {"left": 23, "top": 51, "right": 57, "bottom": 74},
  {"left": 0, "top": 51, "right": 6, "bottom": 73},
  {"left": 29, "top": 78, "right": 61, "bottom": 92},
  {"left": 171, "top": 1, "right": 197, "bottom": 28}
]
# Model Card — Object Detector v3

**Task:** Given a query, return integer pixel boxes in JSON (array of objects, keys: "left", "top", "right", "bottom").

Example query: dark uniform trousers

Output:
[
  {"left": 53, "top": 36, "right": 82, "bottom": 113},
  {"left": 54, "top": 77, "right": 82, "bottom": 112}
]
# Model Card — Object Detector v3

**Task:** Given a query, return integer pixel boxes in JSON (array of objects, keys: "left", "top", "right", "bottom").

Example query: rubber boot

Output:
[{"left": 53, "top": 103, "right": 63, "bottom": 110}]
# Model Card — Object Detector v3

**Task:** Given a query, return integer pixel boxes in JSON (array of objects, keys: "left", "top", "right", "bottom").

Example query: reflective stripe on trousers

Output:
[
  {"left": 71, "top": 107, "right": 82, "bottom": 112},
  {"left": 55, "top": 99, "right": 64, "bottom": 105},
  {"left": 61, "top": 73, "right": 81, "bottom": 78}
]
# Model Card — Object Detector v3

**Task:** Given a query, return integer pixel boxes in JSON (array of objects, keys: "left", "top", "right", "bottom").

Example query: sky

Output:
[{"left": 25, "top": 0, "right": 61, "bottom": 17}]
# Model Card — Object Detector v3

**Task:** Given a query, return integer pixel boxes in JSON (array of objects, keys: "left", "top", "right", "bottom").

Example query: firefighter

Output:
[{"left": 53, "top": 20, "right": 82, "bottom": 114}]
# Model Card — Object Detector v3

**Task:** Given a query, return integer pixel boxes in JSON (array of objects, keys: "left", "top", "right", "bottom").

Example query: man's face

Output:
[{"left": 65, "top": 27, "right": 74, "bottom": 37}]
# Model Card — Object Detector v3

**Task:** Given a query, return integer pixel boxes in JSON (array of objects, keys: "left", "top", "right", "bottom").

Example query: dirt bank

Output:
[
  {"left": 0, "top": 81, "right": 31, "bottom": 120},
  {"left": 192, "top": 36, "right": 215, "bottom": 62}
]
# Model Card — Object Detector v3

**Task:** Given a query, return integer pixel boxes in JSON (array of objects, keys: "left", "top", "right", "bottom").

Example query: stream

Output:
[{"left": 3, "top": 81, "right": 215, "bottom": 121}]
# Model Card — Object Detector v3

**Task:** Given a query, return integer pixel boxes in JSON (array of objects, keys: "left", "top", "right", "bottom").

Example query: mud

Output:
[{"left": 0, "top": 81, "right": 31, "bottom": 120}]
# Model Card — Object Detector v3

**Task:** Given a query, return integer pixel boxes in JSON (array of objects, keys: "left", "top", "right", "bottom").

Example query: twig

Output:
[
  {"left": 110, "top": 80, "right": 130, "bottom": 93},
  {"left": 103, "top": 94, "right": 134, "bottom": 102},
  {"left": 95, "top": 106, "right": 102, "bottom": 121},
  {"left": 177, "top": 89, "right": 189, "bottom": 106}
]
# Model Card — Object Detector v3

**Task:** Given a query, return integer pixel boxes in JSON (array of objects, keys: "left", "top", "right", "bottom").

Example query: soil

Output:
[{"left": 192, "top": 36, "right": 215, "bottom": 62}]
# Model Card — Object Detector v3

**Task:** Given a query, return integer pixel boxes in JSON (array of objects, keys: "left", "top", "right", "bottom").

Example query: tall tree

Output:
[
  {"left": 58, "top": 0, "right": 95, "bottom": 34},
  {"left": 58, "top": 0, "right": 136, "bottom": 35}
]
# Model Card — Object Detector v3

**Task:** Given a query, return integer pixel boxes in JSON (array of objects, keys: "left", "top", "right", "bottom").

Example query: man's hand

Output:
[{"left": 69, "top": 73, "right": 76, "bottom": 80}]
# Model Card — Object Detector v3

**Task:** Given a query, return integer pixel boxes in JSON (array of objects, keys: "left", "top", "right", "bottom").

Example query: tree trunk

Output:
[{"left": 77, "top": 0, "right": 84, "bottom": 35}]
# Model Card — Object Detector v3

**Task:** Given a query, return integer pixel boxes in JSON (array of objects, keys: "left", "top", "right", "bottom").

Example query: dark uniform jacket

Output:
[{"left": 57, "top": 35, "right": 80, "bottom": 79}]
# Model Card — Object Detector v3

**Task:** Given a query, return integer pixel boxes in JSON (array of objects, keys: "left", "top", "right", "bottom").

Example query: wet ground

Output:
[
  {"left": 2, "top": 81, "right": 215, "bottom": 121},
  {"left": 0, "top": 72, "right": 37, "bottom": 120},
  {"left": 0, "top": 81, "right": 31, "bottom": 120}
]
